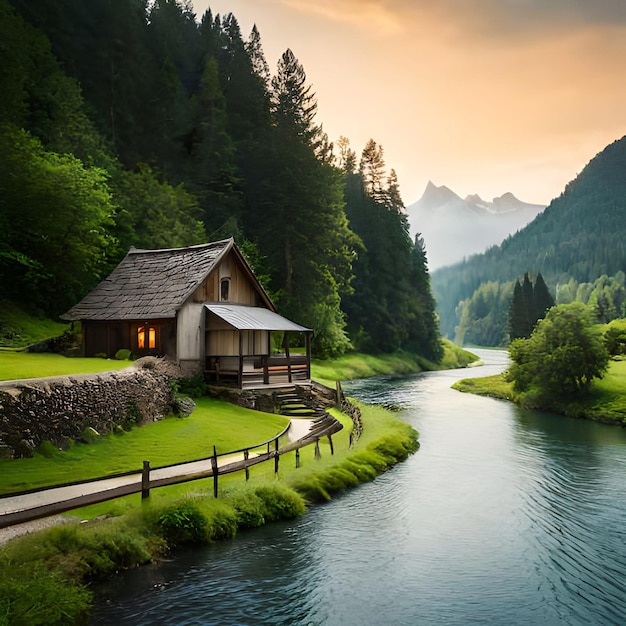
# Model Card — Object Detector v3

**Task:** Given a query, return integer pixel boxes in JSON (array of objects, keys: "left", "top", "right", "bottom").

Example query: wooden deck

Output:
[{"left": 205, "top": 354, "right": 310, "bottom": 388}]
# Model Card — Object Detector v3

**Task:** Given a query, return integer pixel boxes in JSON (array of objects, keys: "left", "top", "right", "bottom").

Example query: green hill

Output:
[{"left": 433, "top": 136, "right": 626, "bottom": 343}]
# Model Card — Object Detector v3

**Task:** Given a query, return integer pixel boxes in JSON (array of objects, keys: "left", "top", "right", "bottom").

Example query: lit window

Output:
[{"left": 138, "top": 325, "right": 156, "bottom": 350}]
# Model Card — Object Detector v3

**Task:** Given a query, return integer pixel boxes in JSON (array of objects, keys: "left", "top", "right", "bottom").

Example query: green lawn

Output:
[
  {"left": 453, "top": 358, "right": 626, "bottom": 424},
  {"left": 0, "top": 301, "right": 68, "bottom": 349},
  {"left": 0, "top": 352, "right": 131, "bottom": 381},
  {"left": 0, "top": 398, "right": 288, "bottom": 494}
]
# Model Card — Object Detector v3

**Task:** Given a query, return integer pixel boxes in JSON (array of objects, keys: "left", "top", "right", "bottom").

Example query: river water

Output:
[{"left": 93, "top": 350, "right": 626, "bottom": 625}]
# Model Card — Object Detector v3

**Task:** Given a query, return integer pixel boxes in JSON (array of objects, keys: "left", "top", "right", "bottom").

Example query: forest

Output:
[
  {"left": 0, "top": 0, "right": 441, "bottom": 360},
  {"left": 433, "top": 136, "right": 626, "bottom": 346}
]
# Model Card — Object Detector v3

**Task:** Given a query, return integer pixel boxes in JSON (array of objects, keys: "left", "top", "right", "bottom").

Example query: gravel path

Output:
[{"left": 0, "top": 515, "right": 80, "bottom": 545}]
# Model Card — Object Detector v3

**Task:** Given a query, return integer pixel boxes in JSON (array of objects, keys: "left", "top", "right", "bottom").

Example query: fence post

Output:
[
  {"left": 314, "top": 438, "right": 321, "bottom": 460},
  {"left": 211, "top": 445, "right": 219, "bottom": 498},
  {"left": 336, "top": 380, "right": 344, "bottom": 407},
  {"left": 327, "top": 434, "right": 334, "bottom": 456},
  {"left": 244, "top": 449, "right": 250, "bottom": 481},
  {"left": 274, "top": 438, "right": 279, "bottom": 474},
  {"left": 295, "top": 447, "right": 300, "bottom": 468},
  {"left": 141, "top": 460, "right": 150, "bottom": 499}
]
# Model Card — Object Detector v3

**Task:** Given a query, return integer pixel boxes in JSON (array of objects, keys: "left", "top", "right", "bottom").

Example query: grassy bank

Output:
[
  {"left": 453, "top": 358, "right": 626, "bottom": 425},
  {"left": 0, "top": 399, "right": 288, "bottom": 495},
  {"left": 0, "top": 351, "right": 131, "bottom": 381},
  {"left": 311, "top": 339, "right": 478, "bottom": 385},
  {"left": 0, "top": 302, "right": 68, "bottom": 350},
  {"left": 0, "top": 338, "right": 477, "bottom": 384},
  {"left": 0, "top": 322, "right": 473, "bottom": 623},
  {"left": 0, "top": 401, "right": 417, "bottom": 625}
]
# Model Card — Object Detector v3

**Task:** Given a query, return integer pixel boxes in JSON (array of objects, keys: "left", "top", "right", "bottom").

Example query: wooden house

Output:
[{"left": 62, "top": 239, "right": 312, "bottom": 388}]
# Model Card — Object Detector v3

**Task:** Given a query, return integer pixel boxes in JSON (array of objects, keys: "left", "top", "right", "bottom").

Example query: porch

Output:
[{"left": 205, "top": 354, "right": 310, "bottom": 389}]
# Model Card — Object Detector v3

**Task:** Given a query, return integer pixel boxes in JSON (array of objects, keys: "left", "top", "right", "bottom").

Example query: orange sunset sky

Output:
[{"left": 194, "top": 0, "right": 626, "bottom": 206}]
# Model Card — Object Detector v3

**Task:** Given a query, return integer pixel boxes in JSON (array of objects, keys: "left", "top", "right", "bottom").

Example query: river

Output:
[{"left": 92, "top": 349, "right": 626, "bottom": 625}]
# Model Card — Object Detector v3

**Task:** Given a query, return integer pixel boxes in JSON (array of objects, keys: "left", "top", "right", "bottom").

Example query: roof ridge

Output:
[{"left": 128, "top": 237, "right": 234, "bottom": 255}]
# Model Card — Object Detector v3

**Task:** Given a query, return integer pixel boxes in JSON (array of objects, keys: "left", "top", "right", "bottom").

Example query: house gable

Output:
[{"left": 188, "top": 247, "right": 273, "bottom": 310}]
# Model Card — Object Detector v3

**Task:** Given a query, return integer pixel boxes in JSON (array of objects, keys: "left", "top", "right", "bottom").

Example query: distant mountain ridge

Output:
[
  {"left": 431, "top": 135, "right": 626, "bottom": 339},
  {"left": 406, "top": 182, "right": 546, "bottom": 269}
]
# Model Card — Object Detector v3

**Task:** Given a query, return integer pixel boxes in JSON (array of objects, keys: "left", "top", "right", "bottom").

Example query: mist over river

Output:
[{"left": 93, "top": 350, "right": 626, "bottom": 625}]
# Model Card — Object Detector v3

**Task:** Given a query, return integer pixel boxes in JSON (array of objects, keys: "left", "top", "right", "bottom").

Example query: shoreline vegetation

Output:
[
  {"left": 0, "top": 341, "right": 475, "bottom": 625},
  {"left": 453, "top": 357, "right": 626, "bottom": 426}
]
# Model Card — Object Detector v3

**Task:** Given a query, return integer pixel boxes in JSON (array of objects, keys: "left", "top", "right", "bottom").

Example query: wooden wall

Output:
[{"left": 191, "top": 251, "right": 262, "bottom": 306}]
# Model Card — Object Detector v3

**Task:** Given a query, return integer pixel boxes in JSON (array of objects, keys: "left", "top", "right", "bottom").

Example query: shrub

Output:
[
  {"left": 155, "top": 501, "right": 208, "bottom": 546},
  {"left": 35, "top": 440, "right": 62, "bottom": 459},
  {"left": 253, "top": 484, "right": 306, "bottom": 521},
  {"left": 114, "top": 348, "right": 132, "bottom": 361},
  {"left": 369, "top": 434, "right": 418, "bottom": 463},
  {"left": 172, "top": 374, "right": 207, "bottom": 398},
  {"left": 290, "top": 475, "right": 332, "bottom": 503},
  {"left": 0, "top": 562, "right": 91, "bottom": 626},
  {"left": 228, "top": 488, "right": 267, "bottom": 528},
  {"left": 340, "top": 458, "right": 377, "bottom": 482},
  {"left": 203, "top": 503, "right": 238, "bottom": 541},
  {"left": 124, "top": 401, "right": 142, "bottom": 428}
]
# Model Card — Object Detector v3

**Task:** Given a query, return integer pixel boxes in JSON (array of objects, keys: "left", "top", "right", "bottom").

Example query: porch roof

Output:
[{"left": 205, "top": 304, "right": 311, "bottom": 333}]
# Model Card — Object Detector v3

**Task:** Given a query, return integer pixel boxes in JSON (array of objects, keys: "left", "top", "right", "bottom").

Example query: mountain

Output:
[
  {"left": 431, "top": 136, "right": 626, "bottom": 340},
  {"left": 406, "top": 182, "right": 546, "bottom": 270}
]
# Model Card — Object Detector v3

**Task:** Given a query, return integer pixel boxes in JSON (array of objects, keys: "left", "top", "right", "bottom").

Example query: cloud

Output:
[
  {"left": 408, "top": 0, "right": 626, "bottom": 37},
  {"left": 280, "top": 0, "right": 405, "bottom": 35}
]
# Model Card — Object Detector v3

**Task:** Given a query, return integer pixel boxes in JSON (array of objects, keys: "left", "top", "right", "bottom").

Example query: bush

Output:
[
  {"left": 228, "top": 488, "right": 267, "bottom": 528},
  {"left": 0, "top": 562, "right": 91, "bottom": 626},
  {"left": 253, "top": 484, "right": 306, "bottom": 521},
  {"left": 114, "top": 348, "right": 132, "bottom": 361},
  {"left": 369, "top": 434, "right": 419, "bottom": 463},
  {"left": 508, "top": 303, "right": 609, "bottom": 396},
  {"left": 171, "top": 374, "right": 207, "bottom": 398},
  {"left": 203, "top": 502, "right": 238, "bottom": 541},
  {"left": 155, "top": 501, "right": 208, "bottom": 546}
]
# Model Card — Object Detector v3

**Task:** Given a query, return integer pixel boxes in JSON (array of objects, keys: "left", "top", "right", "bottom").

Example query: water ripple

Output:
[{"left": 93, "top": 350, "right": 626, "bottom": 625}]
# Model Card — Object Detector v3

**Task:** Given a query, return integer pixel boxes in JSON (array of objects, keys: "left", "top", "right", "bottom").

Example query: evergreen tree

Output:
[
  {"left": 508, "top": 280, "right": 526, "bottom": 340},
  {"left": 343, "top": 139, "right": 441, "bottom": 358},
  {"left": 508, "top": 273, "right": 555, "bottom": 343},
  {"left": 521, "top": 272, "right": 535, "bottom": 337},
  {"left": 250, "top": 49, "right": 357, "bottom": 356},
  {"left": 533, "top": 272, "right": 555, "bottom": 320}
]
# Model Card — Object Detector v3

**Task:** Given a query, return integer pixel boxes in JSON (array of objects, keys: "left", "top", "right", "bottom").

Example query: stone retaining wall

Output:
[{"left": 0, "top": 359, "right": 176, "bottom": 458}]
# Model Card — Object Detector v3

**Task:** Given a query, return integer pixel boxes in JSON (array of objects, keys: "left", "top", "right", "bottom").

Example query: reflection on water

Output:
[{"left": 93, "top": 350, "right": 626, "bottom": 625}]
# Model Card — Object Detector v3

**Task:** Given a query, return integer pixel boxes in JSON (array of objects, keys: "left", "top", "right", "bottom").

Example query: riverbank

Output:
[
  {"left": 453, "top": 357, "right": 626, "bottom": 425},
  {"left": 0, "top": 341, "right": 476, "bottom": 623},
  {"left": 311, "top": 339, "right": 478, "bottom": 385},
  {"left": 0, "top": 399, "right": 417, "bottom": 625}
]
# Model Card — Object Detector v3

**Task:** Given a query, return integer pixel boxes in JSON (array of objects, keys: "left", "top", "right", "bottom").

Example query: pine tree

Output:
[
  {"left": 508, "top": 280, "right": 526, "bottom": 340},
  {"left": 533, "top": 272, "right": 555, "bottom": 320},
  {"left": 250, "top": 48, "right": 357, "bottom": 356}
]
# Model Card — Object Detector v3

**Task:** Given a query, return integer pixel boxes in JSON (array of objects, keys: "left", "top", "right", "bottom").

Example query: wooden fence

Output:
[{"left": 0, "top": 422, "right": 340, "bottom": 529}]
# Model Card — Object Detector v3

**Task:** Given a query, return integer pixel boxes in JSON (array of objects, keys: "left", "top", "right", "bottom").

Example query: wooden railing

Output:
[
  {"left": 205, "top": 354, "right": 309, "bottom": 387},
  {"left": 0, "top": 419, "right": 340, "bottom": 529}
]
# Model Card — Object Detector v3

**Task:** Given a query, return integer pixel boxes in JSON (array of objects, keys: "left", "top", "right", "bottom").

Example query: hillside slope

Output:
[{"left": 432, "top": 136, "right": 626, "bottom": 338}]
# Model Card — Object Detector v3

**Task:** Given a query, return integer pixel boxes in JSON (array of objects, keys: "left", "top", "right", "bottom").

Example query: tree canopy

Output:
[
  {"left": 1, "top": 0, "right": 442, "bottom": 360},
  {"left": 433, "top": 136, "right": 626, "bottom": 344},
  {"left": 508, "top": 302, "right": 609, "bottom": 397}
]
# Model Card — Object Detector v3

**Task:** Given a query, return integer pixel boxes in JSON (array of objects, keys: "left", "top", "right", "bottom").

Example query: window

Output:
[
  {"left": 138, "top": 325, "right": 156, "bottom": 349},
  {"left": 220, "top": 278, "right": 230, "bottom": 301}
]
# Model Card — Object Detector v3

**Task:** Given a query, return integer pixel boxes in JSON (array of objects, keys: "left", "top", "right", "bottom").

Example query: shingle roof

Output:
[{"left": 62, "top": 239, "right": 234, "bottom": 321}]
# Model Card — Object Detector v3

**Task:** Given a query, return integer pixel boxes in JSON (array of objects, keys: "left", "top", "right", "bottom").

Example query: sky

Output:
[{"left": 192, "top": 0, "right": 626, "bottom": 206}]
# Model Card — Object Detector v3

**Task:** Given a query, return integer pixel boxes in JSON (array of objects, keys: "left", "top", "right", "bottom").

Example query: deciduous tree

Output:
[{"left": 508, "top": 302, "right": 609, "bottom": 396}]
